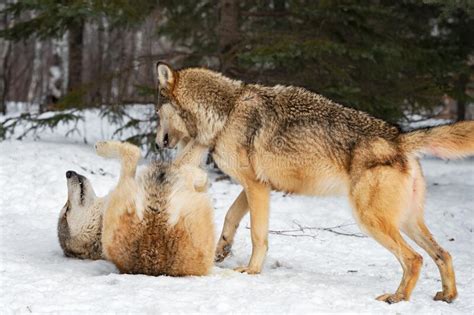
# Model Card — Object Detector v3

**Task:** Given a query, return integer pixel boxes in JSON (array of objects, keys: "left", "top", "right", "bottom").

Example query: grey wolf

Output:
[
  {"left": 58, "top": 140, "right": 215, "bottom": 276},
  {"left": 57, "top": 170, "right": 104, "bottom": 260},
  {"left": 154, "top": 62, "right": 474, "bottom": 302}
]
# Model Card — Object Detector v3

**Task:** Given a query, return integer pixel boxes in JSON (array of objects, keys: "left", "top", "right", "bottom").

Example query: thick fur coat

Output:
[
  {"left": 58, "top": 141, "right": 215, "bottom": 276},
  {"left": 155, "top": 63, "right": 474, "bottom": 303}
]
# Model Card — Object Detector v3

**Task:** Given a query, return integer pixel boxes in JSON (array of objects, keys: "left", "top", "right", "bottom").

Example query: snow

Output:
[
  {"left": 402, "top": 118, "right": 453, "bottom": 130},
  {"left": 0, "top": 107, "right": 473, "bottom": 313}
]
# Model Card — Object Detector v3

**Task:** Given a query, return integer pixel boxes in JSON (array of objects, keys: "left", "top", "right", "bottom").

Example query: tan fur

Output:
[
  {"left": 155, "top": 63, "right": 473, "bottom": 302},
  {"left": 58, "top": 140, "right": 215, "bottom": 276},
  {"left": 97, "top": 140, "right": 214, "bottom": 276},
  {"left": 400, "top": 121, "right": 474, "bottom": 159}
]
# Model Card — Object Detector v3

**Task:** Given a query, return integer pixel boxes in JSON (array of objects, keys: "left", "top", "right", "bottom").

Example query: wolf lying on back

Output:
[
  {"left": 154, "top": 62, "right": 474, "bottom": 303},
  {"left": 58, "top": 140, "right": 215, "bottom": 276}
]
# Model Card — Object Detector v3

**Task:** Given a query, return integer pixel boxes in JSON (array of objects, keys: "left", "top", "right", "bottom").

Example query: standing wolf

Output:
[{"left": 154, "top": 62, "right": 474, "bottom": 303}]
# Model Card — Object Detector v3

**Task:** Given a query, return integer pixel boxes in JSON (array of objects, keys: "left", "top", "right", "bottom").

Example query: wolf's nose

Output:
[{"left": 66, "top": 171, "right": 76, "bottom": 178}]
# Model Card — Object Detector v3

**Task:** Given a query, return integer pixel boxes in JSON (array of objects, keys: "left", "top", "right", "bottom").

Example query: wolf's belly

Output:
[
  {"left": 254, "top": 160, "right": 349, "bottom": 196},
  {"left": 213, "top": 148, "right": 349, "bottom": 196}
]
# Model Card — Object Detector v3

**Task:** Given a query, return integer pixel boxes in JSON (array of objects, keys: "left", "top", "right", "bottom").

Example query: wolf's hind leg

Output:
[
  {"left": 95, "top": 141, "right": 141, "bottom": 179},
  {"left": 403, "top": 220, "right": 457, "bottom": 303},
  {"left": 363, "top": 221, "right": 422, "bottom": 303},
  {"left": 350, "top": 166, "right": 423, "bottom": 303},
  {"left": 215, "top": 190, "right": 249, "bottom": 262},
  {"left": 98, "top": 141, "right": 141, "bottom": 258},
  {"left": 400, "top": 165, "right": 457, "bottom": 303}
]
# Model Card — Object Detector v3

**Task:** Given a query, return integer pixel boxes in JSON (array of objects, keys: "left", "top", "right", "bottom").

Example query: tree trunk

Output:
[
  {"left": 0, "top": 42, "right": 10, "bottom": 115},
  {"left": 457, "top": 100, "right": 465, "bottom": 121},
  {"left": 67, "top": 19, "right": 84, "bottom": 100},
  {"left": 273, "top": 0, "right": 286, "bottom": 12},
  {"left": 217, "top": 0, "right": 240, "bottom": 75},
  {"left": 0, "top": 18, "right": 11, "bottom": 115},
  {"left": 28, "top": 40, "right": 42, "bottom": 107},
  {"left": 0, "top": 1, "right": 7, "bottom": 114},
  {"left": 95, "top": 18, "right": 104, "bottom": 105},
  {"left": 456, "top": 72, "right": 468, "bottom": 121}
]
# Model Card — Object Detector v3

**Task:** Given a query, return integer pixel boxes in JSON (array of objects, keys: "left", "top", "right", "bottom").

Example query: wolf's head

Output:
[
  {"left": 155, "top": 103, "right": 190, "bottom": 150},
  {"left": 57, "top": 171, "right": 103, "bottom": 260},
  {"left": 155, "top": 62, "right": 242, "bottom": 146},
  {"left": 65, "top": 170, "right": 97, "bottom": 208}
]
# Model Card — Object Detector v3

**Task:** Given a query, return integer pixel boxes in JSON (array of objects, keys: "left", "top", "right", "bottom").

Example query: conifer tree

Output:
[{"left": 159, "top": 0, "right": 474, "bottom": 123}]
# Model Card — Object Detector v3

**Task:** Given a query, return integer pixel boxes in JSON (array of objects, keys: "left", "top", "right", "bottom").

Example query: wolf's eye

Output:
[
  {"left": 155, "top": 112, "right": 161, "bottom": 127},
  {"left": 156, "top": 92, "right": 168, "bottom": 113},
  {"left": 63, "top": 202, "right": 70, "bottom": 212}
]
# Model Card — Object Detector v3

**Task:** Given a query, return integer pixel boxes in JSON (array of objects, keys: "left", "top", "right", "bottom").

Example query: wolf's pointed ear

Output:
[{"left": 156, "top": 62, "right": 175, "bottom": 90}]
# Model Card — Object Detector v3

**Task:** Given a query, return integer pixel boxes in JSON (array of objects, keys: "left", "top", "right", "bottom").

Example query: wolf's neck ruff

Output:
[{"left": 168, "top": 68, "right": 244, "bottom": 147}]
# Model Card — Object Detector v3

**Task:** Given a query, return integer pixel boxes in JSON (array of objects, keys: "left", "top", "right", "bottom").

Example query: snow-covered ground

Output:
[{"left": 0, "top": 107, "right": 473, "bottom": 314}]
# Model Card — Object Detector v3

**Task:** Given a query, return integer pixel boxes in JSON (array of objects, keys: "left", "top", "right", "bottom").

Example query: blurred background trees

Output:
[
  {"left": 0, "top": 0, "right": 473, "bottom": 146},
  {"left": 159, "top": 0, "right": 474, "bottom": 122}
]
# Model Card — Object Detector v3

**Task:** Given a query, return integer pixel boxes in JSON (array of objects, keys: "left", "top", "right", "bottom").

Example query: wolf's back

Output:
[{"left": 399, "top": 121, "right": 474, "bottom": 159}]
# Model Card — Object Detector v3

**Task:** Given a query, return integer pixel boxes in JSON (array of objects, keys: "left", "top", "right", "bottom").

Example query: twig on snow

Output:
[{"left": 246, "top": 220, "right": 367, "bottom": 238}]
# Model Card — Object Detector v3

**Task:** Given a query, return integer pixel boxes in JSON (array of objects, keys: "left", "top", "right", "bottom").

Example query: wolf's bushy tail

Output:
[{"left": 399, "top": 121, "right": 474, "bottom": 159}]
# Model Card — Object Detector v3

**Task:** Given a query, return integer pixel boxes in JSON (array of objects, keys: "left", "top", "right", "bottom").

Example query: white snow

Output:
[{"left": 0, "top": 107, "right": 473, "bottom": 313}]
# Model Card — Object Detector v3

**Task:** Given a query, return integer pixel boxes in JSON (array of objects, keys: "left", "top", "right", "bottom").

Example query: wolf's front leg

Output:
[
  {"left": 234, "top": 181, "right": 270, "bottom": 274},
  {"left": 215, "top": 190, "right": 249, "bottom": 262},
  {"left": 95, "top": 141, "right": 141, "bottom": 180}
]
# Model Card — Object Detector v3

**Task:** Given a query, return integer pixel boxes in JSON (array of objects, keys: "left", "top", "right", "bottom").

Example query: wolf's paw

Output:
[
  {"left": 234, "top": 266, "right": 261, "bottom": 275},
  {"left": 95, "top": 141, "right": 121, "bottom": 158},
  {"left": 376, "top": 293, "right": 407, "bottom": 304},
  {"left": 214, "top": 240, "right": 232, "bottom": 262},
  {"left": 434, "top": 290, "right": 457, "bottom": 303},
  {"left": 96, "top": 141, "right": 140, "bottom": 160},
  {"left": 193, "top": 172, "right": 209, "bottom": 192}
]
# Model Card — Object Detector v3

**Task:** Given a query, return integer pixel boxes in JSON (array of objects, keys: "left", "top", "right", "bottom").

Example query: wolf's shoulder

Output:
[{"left": 242, "top": 84, "right": 349, "bottom": 119}]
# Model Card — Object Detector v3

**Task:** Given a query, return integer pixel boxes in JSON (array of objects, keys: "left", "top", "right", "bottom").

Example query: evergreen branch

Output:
[{"left": 0, "top": 111, "right": 84, "bottom": 140}]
